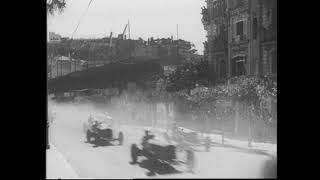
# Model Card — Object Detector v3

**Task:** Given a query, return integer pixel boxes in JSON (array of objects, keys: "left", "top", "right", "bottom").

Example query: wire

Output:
[{"left": 71, "top": 0, "right": 94, "bottom": 39}]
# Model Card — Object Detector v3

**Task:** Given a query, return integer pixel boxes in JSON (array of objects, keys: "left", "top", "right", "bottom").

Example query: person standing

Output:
[
  {"left": 186, "top": 149, "right": 195, "bottom": 173},
  {"left": 204, "top": 136, "right": 211, "bottom": 152},
  {"left": 47, "top": 118, "right": 50, "bottom": 149}
]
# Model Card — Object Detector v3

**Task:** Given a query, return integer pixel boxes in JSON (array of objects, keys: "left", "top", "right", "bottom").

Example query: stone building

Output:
[
  {"left": 202, "top": 0, "right": 228, "bottom": 83},
  {"left": 202, "top": 0, "right": 277, "bottom": 82},
  {"left": 202, "top": 0, "right": 277, "bottom": 141}
]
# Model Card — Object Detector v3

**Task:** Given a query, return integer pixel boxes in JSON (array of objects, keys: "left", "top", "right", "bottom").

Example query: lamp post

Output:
[{"left": 46, "top": 112, "right": 50, "bottom": 149}]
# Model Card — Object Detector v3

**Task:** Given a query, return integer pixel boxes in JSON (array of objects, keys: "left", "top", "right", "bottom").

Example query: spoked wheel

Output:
[
  {"left": 94, "top": 136, "right": 101, "bottom": 145},
  {"left": 118, "top": 132, "right": 124, "bottom": 145},
  {"left": 130, "top": 144, "right": 139, "bottom": 164}
]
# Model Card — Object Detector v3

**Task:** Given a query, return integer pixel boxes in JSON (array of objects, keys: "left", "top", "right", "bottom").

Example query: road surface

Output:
[{"left": 48, "top": 103, "right": 272, "bottom": 178}]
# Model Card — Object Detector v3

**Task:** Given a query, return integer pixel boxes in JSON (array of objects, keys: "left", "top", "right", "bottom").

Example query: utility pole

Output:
[
  {"left": 56, "top": 58, "right": 58, "bottom": 78},
  {"left": 94, "top": 44, "right": 96, "bottom": 67},
  {"left": 69, "top": 52, "right": 72, "bottom": 74},
  {"left": 176, "top": 24, "right": 179, "bottom": 57},
  {"left": 128, "top": 20, "right": 133, "bottom": 63},
  {"left": 87, "top": 46, "right": 89, "bottom": 69},
  {"left": 50, "top": 55, "right": 53, "bottom": 79},
  {"left": 60, "top": 59, "right": 62, "bottom": 76},
  {"left": 74, "top": 54, "right": 77, "bottom": 72},
  {"left": 250, "top": 0, "right": 254, "bottom": 75}
]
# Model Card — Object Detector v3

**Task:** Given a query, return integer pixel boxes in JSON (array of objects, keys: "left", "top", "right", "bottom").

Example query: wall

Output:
[
  {"left": 203, "top": 0, "right": 277, "bottom": 79},
  {"left": 48, "top": 59, "right": 83, "bottom": 79}
]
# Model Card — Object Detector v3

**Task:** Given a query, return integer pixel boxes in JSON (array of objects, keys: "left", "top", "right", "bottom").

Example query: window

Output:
[
  {"left": 271, "top": 50, "right": 277, "bottom": 73},
  {"left": 231, "top": 0, "right": 239, "bottom": 9},
  {"left": 272, "top": 8, "right": 277, "bottom": 32},
  {"left": 231, "top": 58, "right": 237, "bottom": 77},
  {"left": 220, "top": 60, "right": 226, "bottom": 78},
  {"left": 236, "top": 21, "right": 244, "bottom": 36},
  {"left": 237, "top": 61, "right": 246, "bottom": 76},
  {"left": 231, "top": 56, "right": 246, "bottom": 77},
  {"left": 253, "top": 17, "right": 258, "bottom": 39}
]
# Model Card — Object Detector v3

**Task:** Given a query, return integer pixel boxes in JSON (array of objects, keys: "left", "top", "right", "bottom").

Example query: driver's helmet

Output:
[
  {"left": 93, "top": 120, "right": 99, "bottom": 125},
  {"left": 145, "top": 130, "right": 150, "bottom": 136}
]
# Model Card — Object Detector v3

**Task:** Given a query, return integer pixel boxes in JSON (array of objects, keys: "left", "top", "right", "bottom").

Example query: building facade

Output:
[
  {"left": 48, "top": 32, "right": 62, "bottom": 43},
  {"left": 202, "top": 0, "right": 277, "bottom": 82}
]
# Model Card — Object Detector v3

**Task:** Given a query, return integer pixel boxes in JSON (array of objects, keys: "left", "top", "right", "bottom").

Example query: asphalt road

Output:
[{"left": 49, "top": 103, "right": 271, "bottom": 178}]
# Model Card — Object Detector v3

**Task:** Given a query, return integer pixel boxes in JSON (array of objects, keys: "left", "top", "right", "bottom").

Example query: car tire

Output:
[
  {"left": 94, "top": 135, "right": 100, "bottom": 145},
  {"left": 118, "top": 132, "right": 124, "bottom": 145},
  {"left": 131, "top": 144, "right": 138, "bottom": 164}
]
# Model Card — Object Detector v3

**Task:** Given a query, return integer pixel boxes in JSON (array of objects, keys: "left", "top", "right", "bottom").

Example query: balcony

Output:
[{"left": 232, "top": 34, "right": 248, "bottom": 43}]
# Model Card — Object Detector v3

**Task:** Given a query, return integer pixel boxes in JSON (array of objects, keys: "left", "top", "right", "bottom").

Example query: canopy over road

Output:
[{"left": 48, "top": 60, "right": 162, "bottom": 93}]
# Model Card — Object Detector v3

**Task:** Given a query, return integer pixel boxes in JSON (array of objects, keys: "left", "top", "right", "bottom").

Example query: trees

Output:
[
  {"left": 164, "top": 73, "right": 277, "bottom": 146},
  {"left": 165, "top": 60, "right": 210, "bottom": 93},
  {"left": 47, "top": 0, "right": 66, "bottom": 16},
  {"left": 217, "top": 75, "right": 277, "bottom": 146}
]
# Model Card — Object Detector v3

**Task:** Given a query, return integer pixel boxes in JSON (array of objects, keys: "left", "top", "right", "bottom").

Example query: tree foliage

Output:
[
  {"left": 187, "top": 75, "right": 277, "bottom": 108},
  {"left": 165, "top": 60, "right": 210, "bottom": 92},
  {"left": 47, "top": 0, "right": 66, "bottom": 16},
  {"left": 152, "top": 71, "right": 277, "bottom": 126}
]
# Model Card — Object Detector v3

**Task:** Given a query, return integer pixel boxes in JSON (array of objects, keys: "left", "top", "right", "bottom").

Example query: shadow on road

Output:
[
  {"left": 85, "top": 140, "right": 118, "bottom": 148},
  {"left": 134, "top": 159, "right": 182, "bottom": 176},
  {"left": 261, "top": 157, "right": 277, "bottom": 178}
]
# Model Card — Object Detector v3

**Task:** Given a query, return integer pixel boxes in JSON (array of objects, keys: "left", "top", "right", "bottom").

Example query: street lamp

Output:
[{"left": 46, "top": 114, "right": 50, "bottom": 149}]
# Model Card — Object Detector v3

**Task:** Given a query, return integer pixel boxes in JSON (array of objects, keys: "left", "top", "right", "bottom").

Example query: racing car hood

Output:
[
  {"left": 97, "top": 123, "right": 112, "bottom": 130},
  {"left": 148, "top": 133, "right": 178, "bottom": 146}
]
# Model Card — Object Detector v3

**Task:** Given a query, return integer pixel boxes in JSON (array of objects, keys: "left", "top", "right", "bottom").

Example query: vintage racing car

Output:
[
  {"left": 83, "top": 112, "right": 124, "bottom": 145},
  {"left": 165, "top": 123, "right": 212, "bottom": 151},
  {"left": 130, "top": 130, "right": 195, "bottom": 176}
]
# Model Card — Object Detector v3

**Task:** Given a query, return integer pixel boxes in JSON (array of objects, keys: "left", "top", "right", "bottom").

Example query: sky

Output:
[{"left": 47, "top": 0, "right": 207, "bottom": 54}]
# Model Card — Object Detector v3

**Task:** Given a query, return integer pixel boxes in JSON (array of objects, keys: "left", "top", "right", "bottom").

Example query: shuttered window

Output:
[
  {"left": 243, "top": 20, "right": 247, "bottom": 37},
  {"left": 272, "top": 8, "right": 277, "bottom": 32},
  {"left": 271, "top": 50, "right": 277, "bottom": 73},
  {"left": 253, "top": 17, "right": 258, "bottom": 39},
  {"left": 236, "top": 21, "right": 243, "bottom": 35},
  {"left": 232, "top": 23, "right": 236, "bottom": 40}
]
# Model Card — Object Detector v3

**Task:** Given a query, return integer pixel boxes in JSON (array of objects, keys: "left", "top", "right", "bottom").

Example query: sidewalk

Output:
[
  {"left": 178, "top": 126, "right": 277, "bottom": 157},
  {"left": 46, "top": 143, "right": 79, "bottom": 179},
  {"left": 126, "top": 125, "right": 277, "bottom": 157}
]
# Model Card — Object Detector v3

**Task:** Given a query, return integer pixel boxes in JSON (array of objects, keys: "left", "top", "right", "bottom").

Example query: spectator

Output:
[
  {"left": 186, "top": 150, "right": 195, "bottom": 173},
  {"left": 205, "top": 136, "right": 211, "bottom": 152}
]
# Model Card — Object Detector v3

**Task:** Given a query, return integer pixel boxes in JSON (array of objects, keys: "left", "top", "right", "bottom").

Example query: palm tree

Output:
[{"left": 47, "top": 0, "right": 66, "bottom": 16}]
